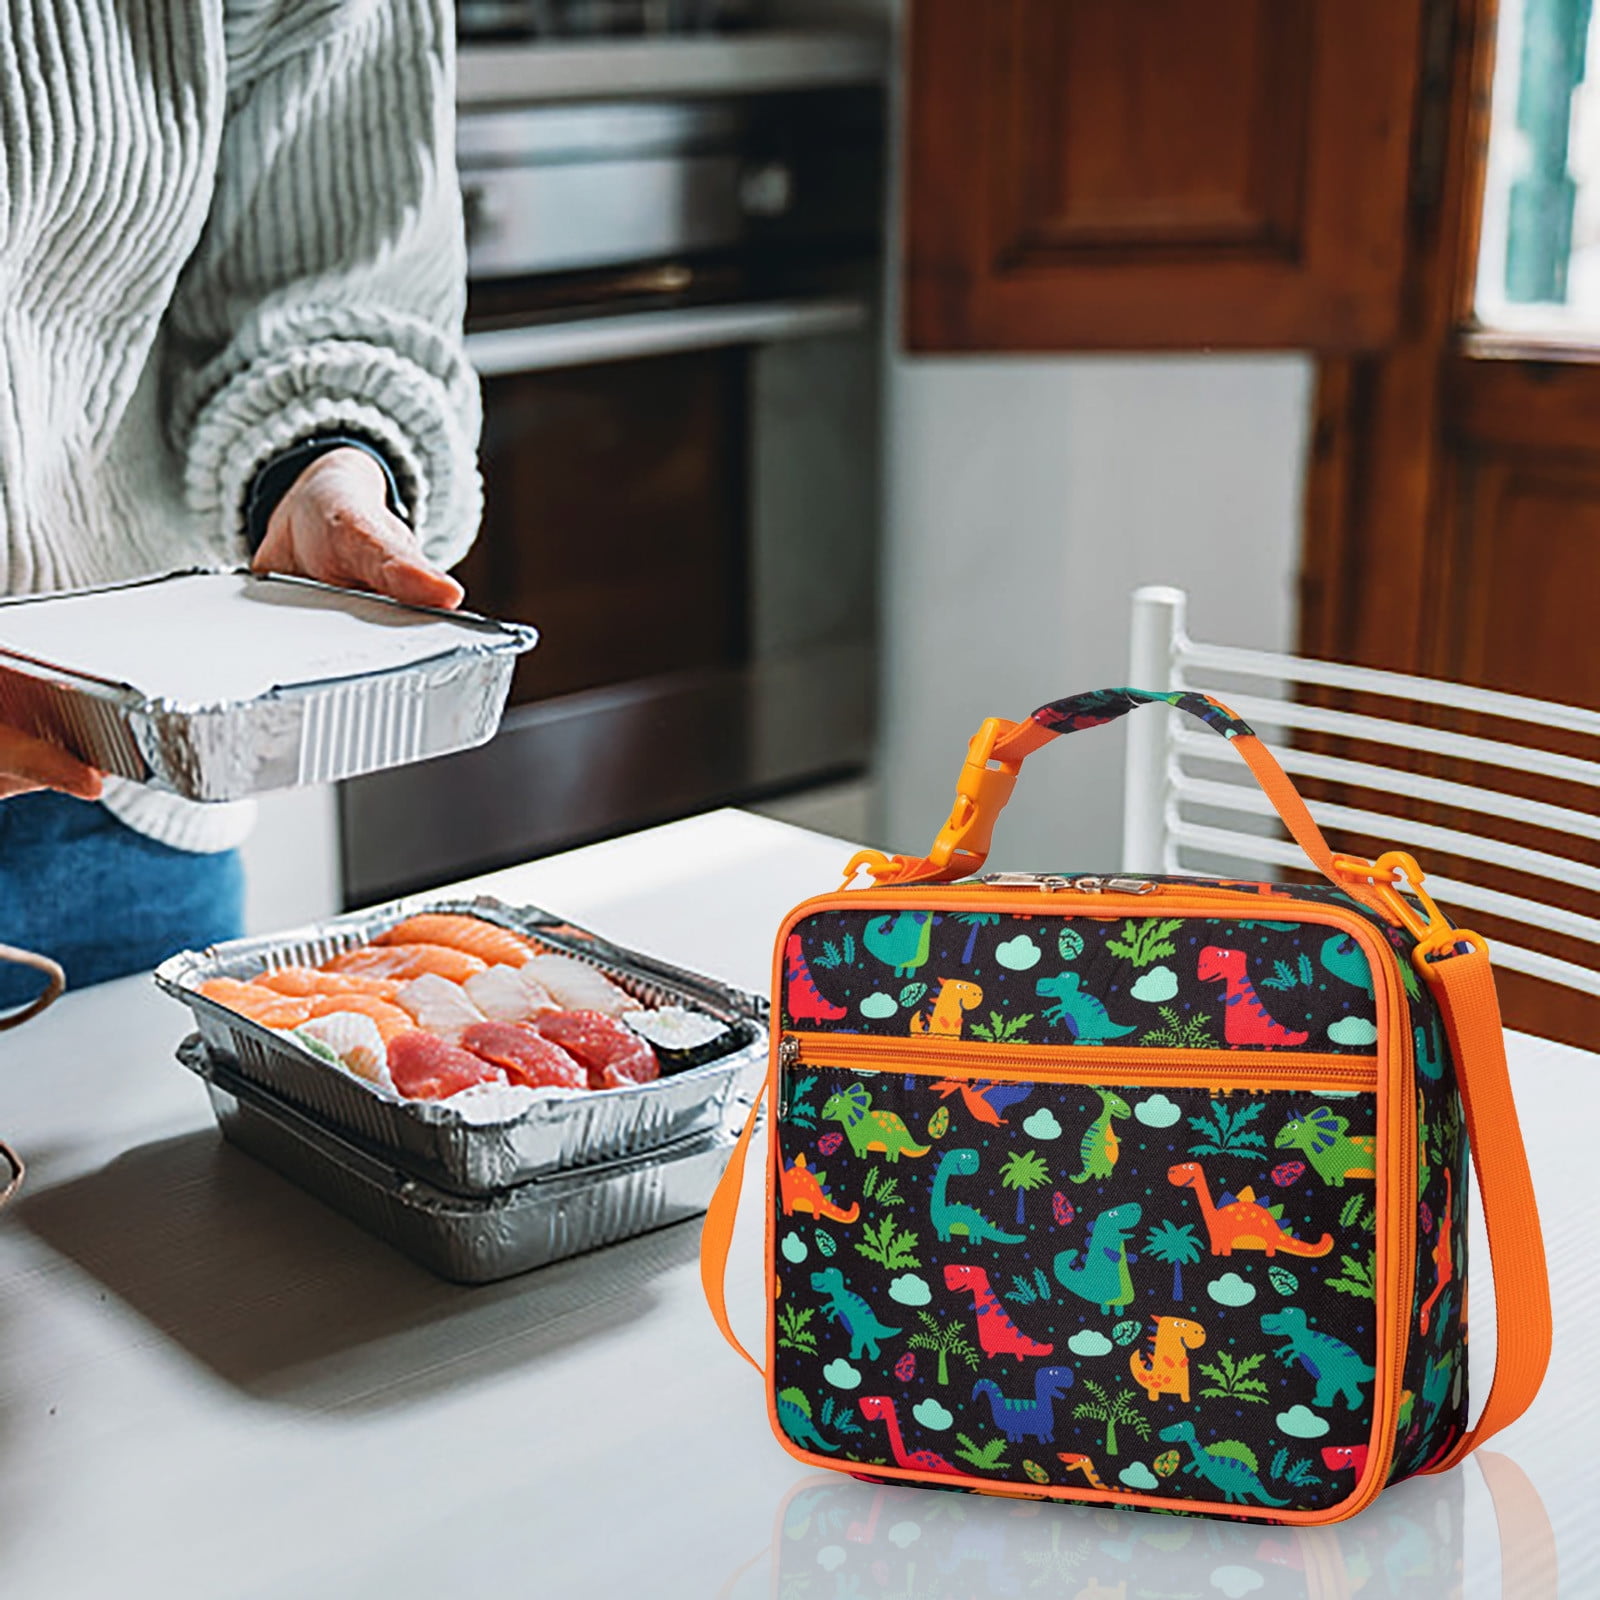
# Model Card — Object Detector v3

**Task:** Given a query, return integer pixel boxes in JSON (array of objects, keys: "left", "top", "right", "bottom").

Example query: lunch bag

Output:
[{"left": 701, "top": 689, "right": 1552, "bottom": 1525}]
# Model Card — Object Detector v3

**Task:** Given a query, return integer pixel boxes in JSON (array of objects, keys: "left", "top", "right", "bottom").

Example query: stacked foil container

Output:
[{"left": 159, "top": 896, "right": 766, "bottom": 1282}]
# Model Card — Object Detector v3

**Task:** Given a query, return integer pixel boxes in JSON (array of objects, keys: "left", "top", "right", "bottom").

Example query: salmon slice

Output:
[
  {"left": 306, "top": 992, "right": 416, "bottom": 1043},
  {"left": 388, "top": 1030, "right": 503, "bottom": 1100},
  {"left": 198, "top": 979, "right": 316, "bottom": 1030},
  {"left": 257, "top": 966, "right": 403, "bottom": 1001},
  {"left": 374, "top": 913, "right": 537, "bottom": 968},
  {"left": 324, "top": 943, "right": 488, "bottom": 984}
]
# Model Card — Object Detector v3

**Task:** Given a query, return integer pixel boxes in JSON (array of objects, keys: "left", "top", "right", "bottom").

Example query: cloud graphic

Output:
[
  {"left": 887, "top": 1523, "right": 921, "bottom": 1549},
  {"left": 1022, "top": 1108, "right": 1062, "bottom": 1140},
  {"left": 859, "top": 993, "right": 897, "bottom": 1019},
  {"left": 1068, "top": 1330, "right": 1114, "bottom": 1357},
  {"left": 1135, "top": 1094, "right": 1181, "bottom": 1128},
  {"left": 1277, "top": 1405, "right": 1329, "bottom": 1439},
  {"left": 1118, "top": 1463, "right": 1160, "bottom": 1491},
  {"left": 1210, "top": 1568, "right": 1265, "bottom": 1598},
  {"left": 1207, "top": 1272, "right": 1257, "bottom": 1307},
  {"left": 996, "top": 935, "right": 1042, "bottom": 971},
  {"left": 888, "top": 1274, "right": 932, "bottom": 1306},
  {"left": 823, "top": 1359, "right": 861, "bottom": 1390},
  {"left": 912, "top": 1398, "right": 953, "bottom": 1432},
  {"left": 1327, "top": 1016, "right": 1378, "bottom": 1046},
  {"left": 780, "top": 1233, "right": 808, "bottom": 1263},
  {"left": 1131, "top": 965, "right": 1179, "bottom": 1003},
  {"left": 817, "top": 1547, "right": 846, "bottom": 1573}
]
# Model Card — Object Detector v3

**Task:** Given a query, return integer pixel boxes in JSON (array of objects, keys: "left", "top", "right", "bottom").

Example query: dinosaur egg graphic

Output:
[
  {"left": 1267, "top": 1266, "right": 1299, "bottom": 1296},
  {"left": 814, "top": 1229, "right": 837, "bottom": 1257},
  {"left": 1022, "top": 1459, "right": 1050, "bottom": 1485},
  {"left": 1271, "top": 1160, "right": 1306, "bottom": 1188},
  {"left": 1111, "top": 1320, "right": 1142, "bottom": 1346},
  {"left": 894, "top": 1352, "right": 916, "bottom": 1383},
  {"left": 927, "top": 1106, "right": 950, "bottom": 1139},
  {"left": 1051, "top": 1191, "right": 1075, "bottom": 1226},
  {"left": 1419, "top": 1201, "right": 1434, "bottom": 1235},
  {"left": 817, "top": 1132, "right": 843, "bottom": 1157},
  {"left": 1153, "top": 1450, "right": 1181, "bottom": 1478},
  {"left": 899, "top": 982, "right": 928, "bottom": 1009},
  {"left": 1057, "top": 928, "right": 1084, "bottom": 962}
]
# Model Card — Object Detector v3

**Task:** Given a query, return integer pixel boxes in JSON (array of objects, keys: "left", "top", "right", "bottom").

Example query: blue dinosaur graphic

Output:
[{"left": 971, "top": 1365, "right": 1075, "bottom": 1444}]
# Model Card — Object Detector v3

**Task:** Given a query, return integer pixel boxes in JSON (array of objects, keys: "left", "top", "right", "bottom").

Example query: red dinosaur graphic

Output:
[
  {"left": 785, "top": 934, "right": 847, "bottom": 1022},
  {"left": 1197, "top": 946, "right": 1309, "bottom": 1047},
  {"left": 944, "top": 1263, "right": 1055, "bottom": 1363},
  {"left": 1419, "top": 1169, "right": 1454, "bottom": 1335}
]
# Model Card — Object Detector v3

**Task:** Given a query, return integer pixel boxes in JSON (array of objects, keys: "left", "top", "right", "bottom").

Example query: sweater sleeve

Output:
[{"left": 164, "top": 0, "right": 482, "bottom": 571}]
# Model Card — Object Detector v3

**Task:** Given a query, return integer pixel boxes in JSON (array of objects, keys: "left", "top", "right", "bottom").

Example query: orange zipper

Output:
[
  {"left": 777, "top": 1032, "right": 1379, "bottom": 1109},
  {"left": 771, "top": 884, "right": 1419, "bottom": 1522}
]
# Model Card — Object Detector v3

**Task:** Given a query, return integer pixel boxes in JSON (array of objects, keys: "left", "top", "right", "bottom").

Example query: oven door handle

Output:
[{"left": 464, "top": 295, "right": 870, "bottom": 376}]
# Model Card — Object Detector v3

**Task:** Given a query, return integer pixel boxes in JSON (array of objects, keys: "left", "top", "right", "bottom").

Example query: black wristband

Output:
[{"left": 243, "top": 434, "right": 410, "bottom": 552}]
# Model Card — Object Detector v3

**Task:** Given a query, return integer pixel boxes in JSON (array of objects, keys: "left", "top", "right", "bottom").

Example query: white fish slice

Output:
[
  {"left": 520, "top": 954, "right": 634, "bottom": 1017},
  {"left": 396, "top": 973, "right": 486, "bottom": 1042},
  {"left": 296, "top": 1011, "right": 393, "bottom": 1090},
  {"left": 463, "top": 963, "right": 559, "bottom": 1023}
]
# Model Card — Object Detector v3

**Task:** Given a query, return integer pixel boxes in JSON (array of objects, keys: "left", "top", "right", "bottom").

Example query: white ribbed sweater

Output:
[{"left": 2, "top": 0, "right": 482, "bottom": 849}]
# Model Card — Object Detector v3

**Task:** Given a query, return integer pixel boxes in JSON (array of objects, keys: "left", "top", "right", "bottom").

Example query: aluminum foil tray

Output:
[
  {"left": 0, "top": 570, "right": 537, "bottom": 800},
  {"left": 155, "top": 894, "right": 767, "bottom": 1194},
  {"left": 180, "top": 1038, "right": 738, "bottom": 1284}
]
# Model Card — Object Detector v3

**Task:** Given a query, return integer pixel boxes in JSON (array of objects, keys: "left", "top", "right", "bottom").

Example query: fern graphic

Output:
[
  {"left": 1196, "top": 1350, "right": 1270, "bottom": 1403},
  {"left": 1138, "top": 1006, "right": 1216, "bottom": 1049},
  {"left": 854, "top": 1216, "right": 920, "bottom": 1269},
  {"left": 862, "top": 1166, "right": 905, "bottom": 1208},
  {"left": 1105, "top": 918, "right": 1184, "bottom": 967},
  {"left": 1328, "top": 1249, "right": 1377, "bottom": 1299},
  {"left": 953, "top": 1433, "right": 1011, "bottom": 1472},
  {"left": 970, "top": 1010, "right": 1035, "bottom": 1043},
  {"left": 786, "top": 1073, "right": 818, "bottom": 1130},
  {"left": 1260, "top": 953, "right": 1316, "bottom": 991},
  {"left": 1187, "top": 1098, "right": 1268, "bottom": 1158},
  {"left": 777, "top": 1303, "right": 818, "bottom": 1354}
]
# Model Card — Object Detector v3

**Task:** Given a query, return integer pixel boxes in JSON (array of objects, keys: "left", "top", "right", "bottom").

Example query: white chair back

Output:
[{"left": 1121, "top": 585, "right": 1600, "bottom": 999}]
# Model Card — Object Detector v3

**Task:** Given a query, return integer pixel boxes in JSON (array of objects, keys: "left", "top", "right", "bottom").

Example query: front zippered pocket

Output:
[{"left": 767, "top": 1028, "right": 1394, "bottom": 1518}]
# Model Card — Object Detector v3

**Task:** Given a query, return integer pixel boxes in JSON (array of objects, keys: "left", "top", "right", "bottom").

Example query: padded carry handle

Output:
[{"left": 840, "top": 687, "right": 1396, "bottom": 921}]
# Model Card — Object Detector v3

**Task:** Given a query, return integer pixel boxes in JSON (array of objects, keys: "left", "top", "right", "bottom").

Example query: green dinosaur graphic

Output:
[
  {"left": 811, "top": 1266, "right": 901, "bottom": 1361},
  {"left": 822, "top": 1082, "right": 932, "bottom": 1163},
  {"left": 863, "top": 910, "right": 933, "bottom": 976},
  {"left": 1070, "top": 1090, "right": 1131, "bottom": 1184},
  {"left": 931, "top": 1148, "right": 1026, "bottom": 1244},
  {"left": 1274, "top": 1106, "right": 1377, "bottom": 1187},
  {"left": 1035, "top": 972, "right": 1138, "bottom": 1042},
  {"left": 1157, "top": 1422, "right": 1289, "bottom": 1506},
  {"left": 1053, "top": 1202, "right": 1141, "bottom": 1313},
  {"left": 777, "top": 1388, "right": 840, "bottom": 1453},
  {"left": 1259, "top": 1307, "right": 1375, "bottom": 1411}
]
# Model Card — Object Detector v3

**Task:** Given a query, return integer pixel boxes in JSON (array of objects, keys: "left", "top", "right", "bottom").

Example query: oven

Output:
[{"left": 338, "top": 81, "right": 884, "bottom": 905}]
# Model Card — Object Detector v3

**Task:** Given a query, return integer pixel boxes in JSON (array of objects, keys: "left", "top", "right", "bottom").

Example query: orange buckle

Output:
[
  {"left": 924, "top": 717, "right": 1022, "bottom": 879},
  {"left": 1331, "top": 849, "right": 1462, "bottom": 955}
]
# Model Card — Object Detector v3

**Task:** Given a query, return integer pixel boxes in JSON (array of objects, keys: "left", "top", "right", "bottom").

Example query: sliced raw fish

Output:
[
  {"left": 520, "top": 955, "right": 634, "bottom": 1017},
  {"left": 534, "top": 1009, "right": 659, "bottom": 1089},
  {"left": 296, "top": 1011, "right": 393, "bottom": 1089},
  {"left": 388, "top": 1031, "right": 503, "bottom": 1100},
  {"left": 463, "top": 962, "right": 559, "bottom": 1023},
  {"left": 198, "top": 979, "right": 315, "bottom": 1030},
  {"left": 306, "top": 992, "right": 415, "bottom": 1043},
  {"left": 459, "top": 1021, "right": 586, "bottom": 1090},
  {"left": 375, "top": 913, "right": 536, "bottom": 968},
  {"left": 325, "top": 943, "right": 487, "bottom": 984},
  {"left": 259, "top": 965, "right": 403, "bottom": 1001},
  {"left": 395, "top": 973, "right": 486, "bottom": 1042}
]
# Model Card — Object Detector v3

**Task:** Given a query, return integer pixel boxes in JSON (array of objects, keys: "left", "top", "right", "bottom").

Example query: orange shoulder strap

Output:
[
  {"left": 699, "top": 1077, "right": 768, "bottom": 1375},
  {"left": 1421, "top": 941, "right": 1552, "bottom": 1470}
]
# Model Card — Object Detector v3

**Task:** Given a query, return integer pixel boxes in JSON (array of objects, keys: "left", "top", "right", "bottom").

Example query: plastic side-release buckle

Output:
[
  {"left": 925, "top": 717, "right": 1022, "bottom": 877},
  {"left": 1332, "top": 849, "right": 1479, "bottom": 970}
]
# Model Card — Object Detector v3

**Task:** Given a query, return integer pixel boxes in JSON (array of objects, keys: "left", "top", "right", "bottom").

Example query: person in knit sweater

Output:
[{"left": 0, "top": 0, "right": 481, "bottom": 1002}]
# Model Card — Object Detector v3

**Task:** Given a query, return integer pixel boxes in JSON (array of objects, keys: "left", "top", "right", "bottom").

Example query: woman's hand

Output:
[
  {"left": 0, "top": 726, "right": 102, "bottom": 802},
  {"left": 251, "top": 447, "right": 464, "bottom": 610}
]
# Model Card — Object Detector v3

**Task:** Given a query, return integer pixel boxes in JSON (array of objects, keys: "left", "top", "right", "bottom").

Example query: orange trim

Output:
[
  {"left": 1419, "top": 941, "right": 1552, "bottom": 1471},
  {"left": 699, "top": 1083, "right": 768, "bottom": 1375}
]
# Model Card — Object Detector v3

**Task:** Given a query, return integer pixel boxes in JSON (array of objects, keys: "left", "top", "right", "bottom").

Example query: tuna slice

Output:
[{"left": 458, "top": 1021, "right": 586, "bottom": 1090}]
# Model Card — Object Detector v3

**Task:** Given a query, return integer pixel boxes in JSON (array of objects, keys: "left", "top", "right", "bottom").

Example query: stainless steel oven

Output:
[{"left": 338, "top": 80, "right": 883, "bottom": 905}]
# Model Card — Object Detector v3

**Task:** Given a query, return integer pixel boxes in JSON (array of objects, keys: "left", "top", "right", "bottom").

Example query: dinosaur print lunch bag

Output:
[{"left": 702, "top": 689, "right": 1552, "bottom": 1526}]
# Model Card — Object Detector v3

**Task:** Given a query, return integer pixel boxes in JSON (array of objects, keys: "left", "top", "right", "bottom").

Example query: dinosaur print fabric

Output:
[
  {"left": 783, "top": 908, "right": 1382, "bottom": 1053},
  {"left": 773, "top": 1064, "right": 1383, "bottom": 1514}
]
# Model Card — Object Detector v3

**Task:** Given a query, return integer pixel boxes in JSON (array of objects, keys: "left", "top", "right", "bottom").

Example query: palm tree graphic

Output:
[
  {"left": 1142, "top": 1220, "right": 1204, "bottom": 1301},
  {"left": 1070, "top": 1381, "right": 1150, "bottom": 1457},
  {"left": 998, "top": 1148, "right": 1050, "bottom": 1225},
  {"left": 952, "top": 911, "right": 1002, "bottom": 964}
]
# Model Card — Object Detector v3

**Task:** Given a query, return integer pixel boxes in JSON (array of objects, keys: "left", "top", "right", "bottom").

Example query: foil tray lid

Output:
[{"left": 0, "top": 569, "right": 538, "bottom": 713}]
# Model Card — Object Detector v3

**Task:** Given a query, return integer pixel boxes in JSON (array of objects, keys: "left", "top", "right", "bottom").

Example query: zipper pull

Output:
[
  {"left": 981, "top": 872, "right": 1070, "bottom": 891},
  {"left": 1069, "top": 875, "right": 1157, "bottom": 895},
  {"left": 777, "top": 1033, "right": 799, "bottom": 1118}
]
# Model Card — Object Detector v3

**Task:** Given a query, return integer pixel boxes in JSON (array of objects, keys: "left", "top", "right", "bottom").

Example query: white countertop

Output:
[{"left": 0, "top": 810, "right": 1589, "bottom": 1598}]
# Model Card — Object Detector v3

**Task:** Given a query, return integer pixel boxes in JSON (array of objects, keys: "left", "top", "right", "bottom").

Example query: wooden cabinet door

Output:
[
  {"left": 903, "top": 0, "right": 1424, "bottom": 352},
  {"left": 1302, "top": 0, "right": 1600, "bottom": 1049}
]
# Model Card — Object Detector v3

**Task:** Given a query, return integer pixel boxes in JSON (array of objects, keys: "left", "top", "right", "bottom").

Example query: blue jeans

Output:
[{"left": 0, "top": 792, "right": 242, "bottom": 1008}]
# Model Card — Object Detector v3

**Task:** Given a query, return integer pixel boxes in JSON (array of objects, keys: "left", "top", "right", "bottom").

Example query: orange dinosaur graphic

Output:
[
  {"left": 1056, "top": 1452, "right": 1126, "bottom": 1493},
  {"left": 1419, "top": 1168, "right": 1454, "bottom": 1335},
  {"left": 909, "top": 977, "right": 983, "bottom": 1037},
  {"left": 1129, "top": 1316, "right": 1207, "bottom": 1403},
  {"left": 779, "top": 1150, "right": 860, "bottom": 1223},
  {"left": 1167, "top": 1162, "right": 1333, "bottom": 1258}
]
